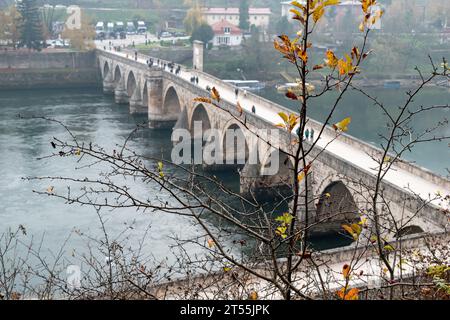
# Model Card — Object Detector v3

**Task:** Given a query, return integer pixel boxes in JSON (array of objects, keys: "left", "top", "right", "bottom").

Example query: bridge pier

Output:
[
  {"left": 239, "top": 163, "right": 293, "bottom": 200},
  {"left": 114, "top": 88, "right": 129, "bottom": 104},
  {"left": 147, "top": 75, "right": 179, "bottom": 128},
  {"left": 129, "top": 99, "right": 147, "bottom": 114},
  {"left": 103, "top": 80, "right": 115, "bottom": 95}
]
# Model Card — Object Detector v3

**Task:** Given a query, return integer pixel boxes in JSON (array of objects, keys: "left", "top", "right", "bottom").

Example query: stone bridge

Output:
[{"left": 96, "top": 48, "right": 449, "bottom": 239}]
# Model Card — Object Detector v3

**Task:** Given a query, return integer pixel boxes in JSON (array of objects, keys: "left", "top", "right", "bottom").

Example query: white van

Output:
[
  {"left": 126, "top": 22, "right": 136, "bottom": 34},
  {"left": 137, "top": 21, "right": 147, "bottom": 34},
  {"left": 95, "top": 22, "right": 105, "bottom": 39}
]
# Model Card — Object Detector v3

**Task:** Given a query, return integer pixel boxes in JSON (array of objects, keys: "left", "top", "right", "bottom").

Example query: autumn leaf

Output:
[
  {"left": 278, "top": 112, "right": 289, "bottom": 123},
  {"left": 342, "top": 264, "right": 351, "bottom": 279},
  {"left": 223, "top": 266, "right": 231, "bottom": 272},
  {"left": 157, "top": 161, "right": 164, "bottom": 178},
  {"left": 313, "top": 64, "right": 324, "bottom": 70},
  {"left": 285, "top": 90, "right": 298, "bottom": 100},
  {"left": 47, "top": 186, "right": 55, "bottom": 194},
  {"left": 248, "top": 291, "right": 258, "bottom": 300},
  {"left": 194, "top": 97, "right": 212, "bottom": 104},
  {"left": 207, "top": 238, "right": 215, "bottom": 248},
  {"left": 312, "top": 5, "right": 325, "bottom": 23},
  {"left": 74, "top": 149, "right": 81, "bottom": 156},
  {"left": 337, "top": 287, "right": 359, "bottom": 300},
  {"left": 342, "top": 223, "right": 360, "bottom": 240},
  {"left": 211, "top": 87, "right": 220, "bottom": 102},
  {"left": 324, "top": 50, "right": 338, "bottom": 68},
  {"left": 276, "top": 225, "right": 288, "bottom": 239},
  {"left": 333, "top": 117, "right": 351, "bottom": 132},
  {"left": 275, "top": 213, "right": 294, "bottom": 225},
  {"left": 236, "top": 101, "right": 243, "bottom": 116},
  {"left": 297, "top": 171, "right": 305, "bottom": 183}
]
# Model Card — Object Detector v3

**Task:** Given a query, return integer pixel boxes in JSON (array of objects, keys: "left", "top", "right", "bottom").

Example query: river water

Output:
[{"left": 0, "top": 86, "right": 448, "bottom": 271}]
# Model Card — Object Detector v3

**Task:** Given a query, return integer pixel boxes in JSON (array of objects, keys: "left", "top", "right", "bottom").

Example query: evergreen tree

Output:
[
  {"left": 239, "top": 0, "right": 250, "bottom": 31},
  {"left": 16, "top": 0, "right": 43, "bottom": 50}
]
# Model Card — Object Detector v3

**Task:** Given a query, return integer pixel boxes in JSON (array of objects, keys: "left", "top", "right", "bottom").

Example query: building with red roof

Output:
[{"left": 211, "top": 20, "right": 243, "bottom": 47}]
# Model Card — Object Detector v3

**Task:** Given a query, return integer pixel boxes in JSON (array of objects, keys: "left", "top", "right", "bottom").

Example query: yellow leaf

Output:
[
  {"left": 276, "top": 226, "right": 287, "bottom": 239},
  {"left": 342, "top": 224, "right": 358, "bottom": 240},
  {"left": 194, "top": 97, "right": 212, "bottom": 104},
  {"left": 351, "top": 223, "right": 362, "bottom": 236},
  {"left": 291, "top": 1, "right": 306, "bottom": 11},
  {"left": 47, "top": 186, "right": 55, "bottom": 194},
  {"left": 324, "top": 50, "right": 338, "bottom": 68},
  {"left": 74, "top": 149, "right": 81, "bottom": 156},
  {"left": 297, "top": 171, "right": 305, "bottom": 183},
  {"left": 324, "top": 0, "right": 340, "bottom": 6},
  {"left": 223, "top": 266, "right": 231, "bottom": 272},
  {"left": 337, "top": 287, "right": 359, "bottom": 300},
  {"left": 359, "top": 21, "right": 365, "bottom": 32},
  {"left": 236, "top": 101, "right": 243, "bottom": 116},
  {"left": 248, "top": 291, "right": 258, "bottom": 300},
  {"left": 278, "top": 112, "right": 289, "bottom": 123},
  {"left": 333, "top": 117, "right": 351, "bottom": 132},
  {"left": 211, "top": 87, "right": 220, "bottom": 102},
  {"left": 207, "top": 239, "right": 215, "bottom": 248},
  {"left": 312, "top": 5, "right": 325, "bottom": 23}
]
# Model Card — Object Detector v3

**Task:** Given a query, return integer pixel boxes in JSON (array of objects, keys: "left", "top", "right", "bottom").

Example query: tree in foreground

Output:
[{"left": 1, "top": 0, "right": 449, "bottom": 300}]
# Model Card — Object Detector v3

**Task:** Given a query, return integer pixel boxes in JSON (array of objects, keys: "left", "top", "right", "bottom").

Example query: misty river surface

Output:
[{"left": 0, "top": 86, "right": 448, "bottom": 268}]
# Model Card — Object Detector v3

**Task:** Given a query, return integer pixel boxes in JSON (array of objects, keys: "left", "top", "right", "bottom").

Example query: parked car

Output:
[
  {"left": 160, "top": 31, "right": 173, "bottom": 38},
  {"left": 174, "top": 31, "right": 187, "bottom": 37}
]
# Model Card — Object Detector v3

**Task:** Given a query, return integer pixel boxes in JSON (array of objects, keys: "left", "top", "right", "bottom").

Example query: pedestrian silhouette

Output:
[
  {"left": 310, "top": 129, "right": 315, "bottom": 142},
  {"left": 305, "top": 129, "right": 310, "bottom": 141},
  {"left": 252, "top": 105, "right": 256, "bottom": 114}
]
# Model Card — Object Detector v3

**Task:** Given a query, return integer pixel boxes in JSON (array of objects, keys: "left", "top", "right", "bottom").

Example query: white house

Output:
[
  {"left": 211, "top": 20, "right": 243, "bottom": 47},
  {"left": 202, "top": 7, "right": 272, "bottom": 30}
]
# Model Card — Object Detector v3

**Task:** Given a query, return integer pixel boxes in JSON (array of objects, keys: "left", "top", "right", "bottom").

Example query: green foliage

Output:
[
  {"left": 190, "top": 23, "right": 214, "bottom": 47},
  {"left": 16, "top": 0, "right": 44, "bottom": 50}
]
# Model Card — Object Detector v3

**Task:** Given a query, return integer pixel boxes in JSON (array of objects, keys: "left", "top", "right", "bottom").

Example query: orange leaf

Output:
[
  {"left": 211, "top": 87, "right": 220, "bottom": 102},
  {"left": 285, "top": 91, "right": 298, "bottom": 100}
]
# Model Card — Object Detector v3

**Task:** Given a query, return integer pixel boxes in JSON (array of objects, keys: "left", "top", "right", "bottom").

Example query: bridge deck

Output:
[{"left": 99, "top": 48, "right": 449, "bottom": 211}]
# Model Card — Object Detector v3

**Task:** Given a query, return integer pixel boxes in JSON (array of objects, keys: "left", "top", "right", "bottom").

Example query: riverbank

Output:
[{"left": 0, "top": 50, "right": 100, "bottom": 90}]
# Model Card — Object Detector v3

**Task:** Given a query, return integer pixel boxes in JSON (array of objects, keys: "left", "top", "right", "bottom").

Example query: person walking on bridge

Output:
[
  {"left": 252, "top": 105, "right": 256, "bottom": 114},
  {"left": 310, "top": 128, "right": 315, "bottom": 142},
  {"left": 134, "top": 51, "right": 138, "bottom": 61},
  {"left": 305, "top": 129, "right": 310, "bottom": 141},
  {"left": 235, "top": 88, "right": 239, "bottom": 99}
]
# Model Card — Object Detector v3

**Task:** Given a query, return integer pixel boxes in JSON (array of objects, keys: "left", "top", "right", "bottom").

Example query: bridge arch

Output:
[
  {"left": 315, "top": 181, "right": 359, "bottom": 225},
  {"left": 114, "top": 65, "right": 122, "bottom": 85},
  {"left": 222, "top": 122, "right": 249, "bottom": 167},
  {"left": 190, "top": 103, "right": 212, "bottom": 140},
  {"left": 103, "top": 61, "right": 110, "bottom": 79},
  {"left": 394, "top": 225, "right": 424, "bottom": 238},
  {"left": 126, "top": 71, "right": 137, "bottom": 97},
  {"left": 163, "top": 86, "right": 181, "bottom": 115}
]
